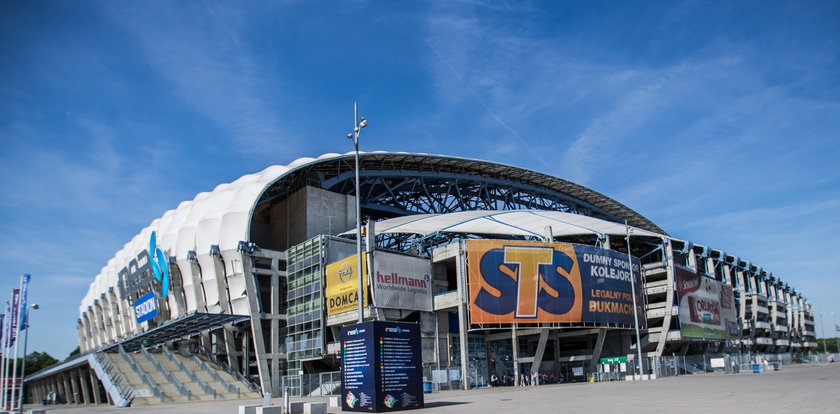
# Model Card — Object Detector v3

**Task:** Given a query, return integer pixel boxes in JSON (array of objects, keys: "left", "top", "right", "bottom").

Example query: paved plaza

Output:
[{"left": 24, "top": 363, "right": 839, "bottom": 414}]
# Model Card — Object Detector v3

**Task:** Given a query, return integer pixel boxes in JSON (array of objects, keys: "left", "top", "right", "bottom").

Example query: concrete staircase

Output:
[{"left": 96, "top": 348, "right": 261, "bottom": 406}]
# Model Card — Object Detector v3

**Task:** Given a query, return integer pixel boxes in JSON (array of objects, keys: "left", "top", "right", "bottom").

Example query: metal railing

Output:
[
  {"left": 118, "top": 346, "right": 165, "bottom": 402},
  {"left": 140, "top": 347, "right": 192, "bottom": 401},
  {"left": 180, "top": 350, "right": 241, "bottom": 398},
  {"left": 161, "top": 347, "right": 217, "bottom": 399},
  {"left": 191, "top": 349, "right": 261, "bottom": 394},
  {"left": 92, "top": 352, "right": 135, "bottom": 406}
]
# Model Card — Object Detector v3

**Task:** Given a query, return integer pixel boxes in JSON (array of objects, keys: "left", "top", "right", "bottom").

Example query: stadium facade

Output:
[{"left": 26, "top": 152, "right": 817, "bottom": 406}]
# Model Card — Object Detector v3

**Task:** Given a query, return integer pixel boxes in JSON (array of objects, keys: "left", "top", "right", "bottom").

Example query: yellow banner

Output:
[{"left": 325, "top": 252, "right": 369, "bottom": 316}]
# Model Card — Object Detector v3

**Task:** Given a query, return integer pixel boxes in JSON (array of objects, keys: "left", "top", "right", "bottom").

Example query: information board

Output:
[{"left": 341, "top": 321, "right": 424, "bottom": 412}]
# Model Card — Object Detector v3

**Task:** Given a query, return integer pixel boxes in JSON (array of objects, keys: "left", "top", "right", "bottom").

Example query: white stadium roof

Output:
[
  {"left": 79, "top": 151, "right": 662, "bottom": 316},
  {"left": 346, "top": 210, "right": 665, "bottom": 239}
]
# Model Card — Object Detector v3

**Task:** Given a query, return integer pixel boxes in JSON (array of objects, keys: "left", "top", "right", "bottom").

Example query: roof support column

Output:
[
  {"left": 530, "top": 329, "right": 550, "bottom": 373},
  {"left": 456, "top": 242, "right": 469, "bottom": 390},
  {"left": 654, "top": 238, "right": 675, "bottom": 357},
  {"left": 242, "top": 252, "right": 273, "bottom": 397},
  {"left": 591, "top": 328, "right": 608, "bottom": 364}
]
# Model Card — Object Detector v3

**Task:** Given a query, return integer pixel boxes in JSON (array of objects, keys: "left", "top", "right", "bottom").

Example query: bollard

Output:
[
  {"left": 289, "top": 402, "right": 304, "bottom": 414},
  {"left": 239, "top": 405, "right": 260, "bottom": 414},
  {"left": 284, "top": 386, "right": 290, "bottom": 413},
  {"left": 303, "top": 402, "right": 327, "bottom": 414}
]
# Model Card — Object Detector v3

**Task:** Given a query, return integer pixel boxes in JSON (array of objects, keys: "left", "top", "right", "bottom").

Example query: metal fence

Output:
[
  {"left": 281, "top": 372, "right": 341, "bottom": 398},
  {"left": 595, "top": 352, "right": 812, "bottom": 381},
  {"left": 279, "top": 352, "right": 838, "bottom": 397}
]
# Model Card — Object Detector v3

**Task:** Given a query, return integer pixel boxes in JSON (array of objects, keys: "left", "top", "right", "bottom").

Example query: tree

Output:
[
  {"left": 816, "top": 338, "right": 838, "bottom": 353},
  {"left": 67, "top": 346, "right": 80, "bottom": 360},
  {"left": 24, "top": 351, "right": 59, "bottom": 376}
]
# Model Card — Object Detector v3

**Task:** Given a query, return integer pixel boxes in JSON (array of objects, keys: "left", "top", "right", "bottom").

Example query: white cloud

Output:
[{"left": 101, "top": 2, "right": 299, "bottom": 160}]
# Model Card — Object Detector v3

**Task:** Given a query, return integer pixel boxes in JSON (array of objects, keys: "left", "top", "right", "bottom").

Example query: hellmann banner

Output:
[
  {"left": 466, "top": 240, "right": 644, "bottom": 326},
  {"left": 674, "top": 265, "right": 739, "bottom": 340},
  {"left": 325, "top": 253, "right": 369, "bottom": 317},
  {"left": 371, "top": 251, "right": 433, "bottom": 312}
]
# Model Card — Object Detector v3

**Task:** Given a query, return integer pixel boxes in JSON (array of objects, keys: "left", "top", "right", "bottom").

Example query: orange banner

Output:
[{"left": 467, "top": 240, "right": 583, "bottom": 324}]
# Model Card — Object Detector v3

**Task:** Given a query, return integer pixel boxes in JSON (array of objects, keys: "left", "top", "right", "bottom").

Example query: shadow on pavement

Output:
[{"left": 424, "top": 401, "right": 470, "bottom": 408}]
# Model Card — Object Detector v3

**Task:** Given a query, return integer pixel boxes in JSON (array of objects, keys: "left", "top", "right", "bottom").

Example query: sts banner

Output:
[
  {"left": 675, "top": 265, "right": 739, "bottom": 340},
  {"left": 466, "top": 240, "right": 644, "bottom": 326}
]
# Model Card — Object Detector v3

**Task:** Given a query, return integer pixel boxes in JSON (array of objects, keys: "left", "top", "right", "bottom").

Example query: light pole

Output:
[
  {"left": 347, "top": 102, "right": 368, "bottom": 324},
  {"left": 17, "top": 303, "right": 38, "bottom": 414},
  {"left": 820, "top": 310, "right": 828, "bottom": 356},
  {"left": 625, "top": 222, "right": 645, "bottom": 380},
  {"left": 833, "top": 312, "right": 838, "bottom": 356}
]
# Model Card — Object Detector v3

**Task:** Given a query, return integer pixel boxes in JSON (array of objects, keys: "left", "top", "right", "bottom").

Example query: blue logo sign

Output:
[
  {"left": 149, "top": 231, "right": 170, "bottom": 299},
  {"left": 134, "top": 291, "right": 158, "bottom": 323}
]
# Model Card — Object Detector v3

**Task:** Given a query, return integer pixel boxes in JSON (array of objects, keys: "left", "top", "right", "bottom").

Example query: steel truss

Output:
[{"left": 256, "top": 154, "right": 663, "bottom": 233}]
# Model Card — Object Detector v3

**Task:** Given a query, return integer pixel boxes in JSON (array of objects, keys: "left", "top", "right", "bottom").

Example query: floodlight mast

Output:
[{"left": 348, "top": 103, "right": 368, "bottom": 324}]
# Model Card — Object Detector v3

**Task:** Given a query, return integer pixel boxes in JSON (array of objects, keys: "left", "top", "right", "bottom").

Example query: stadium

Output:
[{"left": 25, "top": 152, "right": 818, "bottom": 406}]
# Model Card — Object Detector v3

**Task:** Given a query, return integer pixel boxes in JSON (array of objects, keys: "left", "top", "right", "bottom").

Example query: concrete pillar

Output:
[
  {"left": 706, "top": 257, "right": 716, "bottom": 279},
  {"left": 511, "top": 328, "right": 519, "bottom": 386},
  {"left": 79, "top": 368, "right": 91, "bottom": 404},
  {"left": 591, "top": 328, "right": 608, "bottom": 364},
  {"left": 687, "top": 249, "right": 697, "bottom": 269},
  {"left": 62, "top": 375, "right": 72, "bottom": 404},
  {"left": 530, "top": 330, "right": 549, "bottom": 373},
  {"left": 70, "top": 372, "right": 79, "bottom": 404},
  {"left": 89, "top": 369, "right": 101, "bottom": 404}
]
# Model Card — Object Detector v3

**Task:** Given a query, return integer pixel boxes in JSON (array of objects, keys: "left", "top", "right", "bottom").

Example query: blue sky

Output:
[{"left": 1, "top": 1, "right": 838, "bottom": 359}]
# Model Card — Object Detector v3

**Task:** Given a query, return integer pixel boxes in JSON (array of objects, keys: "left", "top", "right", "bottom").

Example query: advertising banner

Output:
[
  {"left": 9, "top": 289, "right": 19, "bottom": 346},
  {"left": 341, "top": 321, "right": 424, "bottom": 412},
  {"left": 371, "top": 252, "right": 433, "bottom": 312},
  {"left": 466, "top": 240, "right": 644, "bottom": 326},
  {"left": 326, "top": 253, "right": 369, "bottom": 317},
  {"left": 134, "top": 291, "right": 158, "bottom": 324},
  {"left": 674, "top": 265, "right": 739, "bottom": 340},
  {"left": 1, "top": 302, "right": 8, "bottom": 348},
  {"left": 18, "top": 273, "right": 30, "bottom": 329}
]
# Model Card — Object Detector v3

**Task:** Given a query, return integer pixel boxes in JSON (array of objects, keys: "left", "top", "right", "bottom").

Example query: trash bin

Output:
[
  {"left": 752, "top": 364, "right": 760, "bottom": 374},
  {"left": 423, "top": 382, "right": 432, "bottom": 393},
  {"left": 42, "top": 399, "right": 48, "bottom": 405}
]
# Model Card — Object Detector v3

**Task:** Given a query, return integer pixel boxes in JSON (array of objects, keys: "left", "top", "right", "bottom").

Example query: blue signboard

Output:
[
  {"left": 134, "top": 291, "right": 158, "bottom": 324},
  {"left": 575, "top": 244, "right": 644, "bottom": 327},
  {"left": 341, "top": 321, "right": 424, "bottom": 412}
]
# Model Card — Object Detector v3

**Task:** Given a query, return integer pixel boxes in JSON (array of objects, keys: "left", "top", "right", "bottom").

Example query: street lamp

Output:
[
  {"left": 347, "top": 102, "right": 368, "bottom": 324},
  {"left": 18, "top": 303, "right": 38, "bottom": 414}
]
